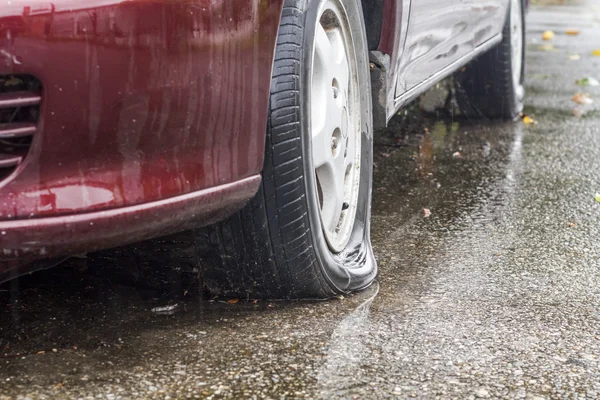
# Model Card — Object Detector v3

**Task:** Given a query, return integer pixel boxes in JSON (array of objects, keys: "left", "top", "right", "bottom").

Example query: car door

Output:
[
  {"left": 394, "top": 0, "right": 475, "bottom": 99},
  {"left": 470, "top": 0, "right": 510, "bottom": 48}
]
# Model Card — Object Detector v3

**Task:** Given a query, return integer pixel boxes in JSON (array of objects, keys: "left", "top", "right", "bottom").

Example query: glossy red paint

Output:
[
  {"left": 0, "top": 175, "right": 261, "bottom": 282},
  {"left": 378, "top": 0, "right": 397, "bottom": 55},
  {"left": 0, "top": 0, "right": 284, "bottom": 220}
]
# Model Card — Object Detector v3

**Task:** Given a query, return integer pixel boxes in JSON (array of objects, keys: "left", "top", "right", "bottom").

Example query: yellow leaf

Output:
[
  {"left": 566, "top": 29, "right": 580, "bottom": 36},
  {"left": 227, "top": 299, "right": 239, "bottom": 304},
  {"left": 537, "top": 43, "right": 555, "bottom": 52},
  {"left": 522, "top": 115, "right": 537, "bottom": 125},
  {"left": 593, "top": 49, "right": 600, "bottom": 56},
  {"left": 542, "top": 30, "right": 555, "bottom": 41},
  {"left": 595, "top": 193, "right": 600, "bottom": 203}
]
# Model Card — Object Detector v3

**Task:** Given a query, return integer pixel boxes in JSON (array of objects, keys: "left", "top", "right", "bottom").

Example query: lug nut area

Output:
[{"left": 331, "top": 128, "right": 342, "bottom": 156}]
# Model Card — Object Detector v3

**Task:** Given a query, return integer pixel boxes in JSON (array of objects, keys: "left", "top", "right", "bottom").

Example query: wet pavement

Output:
[{"left": 2, "top": 2, "right": 600, "bottom": 399}]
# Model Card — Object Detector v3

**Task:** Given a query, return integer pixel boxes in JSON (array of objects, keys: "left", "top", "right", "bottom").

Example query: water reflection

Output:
[
  {"left": 317, "top": 282, "right": 379, "bottom": 397},
  {"left": 20, "top": 184, "right": 114, "bottom": 212},
  {"left": 0, "top": 112, "right": 529, "bottom": 397}
]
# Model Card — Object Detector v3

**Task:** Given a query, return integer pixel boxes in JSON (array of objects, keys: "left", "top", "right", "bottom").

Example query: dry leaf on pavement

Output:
[
  {"left": 566, "top": 29, "right": 580, "bottom": 36},
  {"left": 572, "top": 105, "right": 590, "bottom": 118},
  {"left": 522, "top": 115, "right": 537, "bottom": 125},
  {"left": 593, "top": 49, "right": 600, "bottom": 56},
  {"left": 422, "top": 208, "right": 432, "bottom": 218},
  {"left": 572, "top": 92, "right": 593, "bottom": 105},
  {"left": 595, "top": 193, "right": 600, "bottom": 203},
  {"left": 542, "top": 30, "right": 555, "bottom": 40},
  {"left": 538, "top": 43, "right": 555, "bottom": 52}
]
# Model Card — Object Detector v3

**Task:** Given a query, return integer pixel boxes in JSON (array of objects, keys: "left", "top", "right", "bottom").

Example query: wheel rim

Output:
[
  {"left": 310, "top": 0, "right": 361, "bottom": 253},
  {"left": 510, "top": 0, "right": 524, "bottom": 100}
]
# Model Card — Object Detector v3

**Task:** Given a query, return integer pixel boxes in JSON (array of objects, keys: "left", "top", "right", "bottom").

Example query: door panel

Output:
[
  {"left": 394, "top": 0, "right": 475, "bottom": 97},
  {"left": 471, "top": 0, "right": 509, "bottom": 48}
]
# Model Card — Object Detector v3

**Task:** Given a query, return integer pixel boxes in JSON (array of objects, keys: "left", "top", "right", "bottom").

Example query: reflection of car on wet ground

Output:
[{"left": 0, "top": 0, "right": 527, "bottom": 298}]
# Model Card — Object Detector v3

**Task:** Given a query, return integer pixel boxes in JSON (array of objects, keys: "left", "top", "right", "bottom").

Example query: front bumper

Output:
[{"left": 0, "top": 175, "right": 260, "bottom": 283}]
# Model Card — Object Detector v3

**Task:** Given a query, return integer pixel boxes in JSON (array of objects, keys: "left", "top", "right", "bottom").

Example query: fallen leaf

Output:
[
  {"left": 593, "top": 50, "right": 600, "bottom": 56},
  {"left": 568, "top": 222, "right": 577, "bottom": 227},
  {"left": 37, "top": 351, "right": 45, "bottom": 355},
  {"left": 542, "top": 30, "right": 555, "bottom": 40},
  {"left": 576, "top": 77, "right": 600, "bottom": 86},
  {"left": 569, "top": 54, "right": 581, "bottom": 60},
  {"left": 422, "top": 208, "right": 432, "bottom": 218},
  {"left": 537, "top": 43, "right": 555, "bottom": 52},
  {"left": 227, "top": 299, "right": 239, "bottom": 304},
  {"left": 452, "top": 151, "right": 462, "bottom": 158},
  {"left": 572, "top": 92, "right": 593, "bottom": 105},
  {"left": 572, "top": 105, "right": 590, "bottom": 118},
  {"left": 566, "top": 29, "right": 580, "bottom": 36},
  {"left": 151, "top": 303, "right": 179, "bottom": 315},
  {"left": 595, "top": 193, "right": 600, "bottom": 203},
  {"left": 522, "top": 115, "right": 537, "bottom": 125}
]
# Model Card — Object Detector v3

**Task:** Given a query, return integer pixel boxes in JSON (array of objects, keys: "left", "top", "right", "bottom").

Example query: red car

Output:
[{"left": 0, "top": 0, "right": 526, "bottom": 298}]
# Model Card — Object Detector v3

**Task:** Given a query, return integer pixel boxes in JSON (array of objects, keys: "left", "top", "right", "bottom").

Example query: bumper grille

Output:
[{"left": 0, "top": 75, "right": 41, "bottom": 181}]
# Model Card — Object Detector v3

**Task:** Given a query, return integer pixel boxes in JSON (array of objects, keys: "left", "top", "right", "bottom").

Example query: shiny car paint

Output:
[
  {"left": 382, "top": 0, "right": 511, "bottom": 115},
  {"left": 0, "top": 0, "right": 283, "bottom": 220},
  {"left": 0, "top": 0, "right": 517, "bottom": 280}
]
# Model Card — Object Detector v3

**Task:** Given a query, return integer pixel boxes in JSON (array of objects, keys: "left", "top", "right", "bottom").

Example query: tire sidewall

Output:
[
  {"left": 508, "top": 0, "right": 526, "bottom": 116},
  {"left": 300, "top": 0, "right": 377, "bottom": 293}
]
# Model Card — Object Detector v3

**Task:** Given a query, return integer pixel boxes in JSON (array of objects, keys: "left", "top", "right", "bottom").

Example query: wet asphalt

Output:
[{"left": 2, "top": 2, "right": 600, "bottom": 399}]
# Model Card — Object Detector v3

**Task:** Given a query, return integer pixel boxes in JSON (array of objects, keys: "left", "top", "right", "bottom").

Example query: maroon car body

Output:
[
  {"left": 0, "top": 0, "right": 288, "bottom": 280},
  {"left": 0, "top": 0, "right": 517, "bottom": 282}
]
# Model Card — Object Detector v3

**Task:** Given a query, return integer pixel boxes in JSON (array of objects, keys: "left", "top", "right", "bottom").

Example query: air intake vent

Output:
[{"left": 0, "top": 75, "right": 41, "bottom": 181}]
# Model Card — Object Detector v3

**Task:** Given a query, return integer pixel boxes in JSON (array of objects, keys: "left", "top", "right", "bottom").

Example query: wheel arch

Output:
[{"left": 360, "top": 0, "right": 385, "bottom": 50}]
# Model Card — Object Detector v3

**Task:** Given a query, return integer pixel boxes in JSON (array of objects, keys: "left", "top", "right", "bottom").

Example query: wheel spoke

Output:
[
  {"left": 328, "top": 29, "right": 350, "bottom": 99},
  {"left": 314, "top": 23, "right": 334, "bottom": 70},
  {"left": 312, "top": 91, "right": 344, "bottom": 168},
  {"left": 317, "top": 155, "right": 346, "bottom": 232}
]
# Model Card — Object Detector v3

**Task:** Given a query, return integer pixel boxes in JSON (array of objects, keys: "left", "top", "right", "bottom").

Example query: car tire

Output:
[
  {"left": 194, "top": 0, "right": 377, "bottom": 299},
  {"left": 454, "top": 0, "right": 525, "bottom": 120}
]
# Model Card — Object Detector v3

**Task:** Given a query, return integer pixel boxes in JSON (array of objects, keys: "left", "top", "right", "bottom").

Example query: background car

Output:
[{"left": 0, "top": 0, "right": 526, "bottom": 298}]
